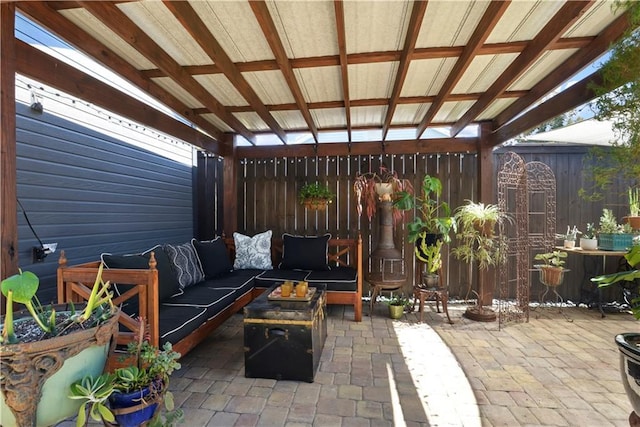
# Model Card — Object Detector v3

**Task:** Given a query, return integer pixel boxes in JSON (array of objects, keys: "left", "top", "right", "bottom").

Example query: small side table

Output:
[{"left": 411, "top": 265, "right": 453, "bottom": 324}]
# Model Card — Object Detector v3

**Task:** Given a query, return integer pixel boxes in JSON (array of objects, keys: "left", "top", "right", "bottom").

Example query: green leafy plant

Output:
[
  {"left": 451, "top": 201, "right": 508, "bottom": 270},
  {"left": 353, "top": 166, "right": 412, "bottom": 224},
  {"left": 299, "top": 182, "right": 335, "bottom": 203},
  {"left": 395, "top": 175, "right": 455, "bottom": 242},
  {"left": 582, "top": 222, "right": 597, "bottom": 239},
  {"left": 68, "top": 320, "right": 183, "bottom": 426},
  {"left": 534, "top": 250, "right": 568, "bottom": 268},
  {"left": 556, "top": 225, "right": 581, "bottom": 241},
  {"left": 387, "top": 295, "right": 411, "bottom": 307},
  {"left": 68, "top": 373, "right": 116, "bottom": 427},
  {"left": 581, "top": 1, "right": 640, "bottom": 200},
  {"left": 629, "top": 187, "right": 640, "bottom": 216},
  {"left": 599, "top": 208, "right": 632, "bottom": 234},
  {"left": 1, "top": 263, "right": 114, "bottom": 344},
  {"left": 591, "top": 244, "right": 640, "bottom": 319}
]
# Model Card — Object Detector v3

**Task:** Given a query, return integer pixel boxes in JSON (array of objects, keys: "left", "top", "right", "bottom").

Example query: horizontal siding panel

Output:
[{"left": 16, "top": 103, "right": 195, "bottom": 303}]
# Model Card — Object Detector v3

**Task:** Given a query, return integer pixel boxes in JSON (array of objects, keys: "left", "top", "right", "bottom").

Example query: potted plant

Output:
[
  {"left": 416, "top": 239, "right": 442, "bottom": 288},
  {"left": 555, "top": 225, "right": 580, "bottom": 249},
  {"left": 624, "top": 187, "right": 640, "bottom": 230},
  {"left": 591, "top": 244, "right": 640, "bottom": 424},
  {"left": 395, "top": 174, "right": 456, "bottom": 244},
  {"left": 70, "top": 320, "right": 182, "bottom": 427},
  {"left": 451, "top": 200, "right": 508, "bottom": 321},
  {"left": 580, "top": 222, "right": 598, "bottom": 250},
  {"left": 353, "top": 166, "right": 412, "bottom": 224},
  {"left": 387, "top": 295, "right": 410, "bottom": 319},
  {"left": 0, "top": 264, "right": 119, "bottom": 427},
  {"left": 598, "top": 208, "right": 634, "bottom": 251},
  {"left": 299, "top": 182, "right": 335, "bottom": 211},
  {"left": 533, "top": 250, "right": 569, "bottom": 287}
]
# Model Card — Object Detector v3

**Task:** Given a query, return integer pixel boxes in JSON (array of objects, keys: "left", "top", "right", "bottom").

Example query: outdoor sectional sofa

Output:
[{"left": 57, "top": 232, "right": 362, "bottom": 358}]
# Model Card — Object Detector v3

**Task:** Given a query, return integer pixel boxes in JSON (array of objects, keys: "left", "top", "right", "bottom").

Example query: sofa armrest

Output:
[{"left": 57, "top": 250, "right": 161, "bottom": 347}]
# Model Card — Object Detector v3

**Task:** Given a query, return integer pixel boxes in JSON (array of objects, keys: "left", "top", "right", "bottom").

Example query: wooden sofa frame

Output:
[
  {"left": 223, "top": 235, "right": 363, "bottom": 322},
  {"left": 57, "top": 235, "right": 362, "bottom": 358}
]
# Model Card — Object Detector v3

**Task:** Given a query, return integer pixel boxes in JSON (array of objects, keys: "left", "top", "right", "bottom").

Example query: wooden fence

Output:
[{"left": 196, "top": 146, "right": 632, "bottom": 305}]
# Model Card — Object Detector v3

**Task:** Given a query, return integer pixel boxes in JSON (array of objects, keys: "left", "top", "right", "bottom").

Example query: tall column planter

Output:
[{"left": 0, "top": 305, "right": 119, "bottom": 427}]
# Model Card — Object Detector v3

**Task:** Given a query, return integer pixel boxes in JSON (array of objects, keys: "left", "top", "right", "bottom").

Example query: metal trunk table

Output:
[{"left": 243, "top": 284, "right": 327, "bottom": 382}]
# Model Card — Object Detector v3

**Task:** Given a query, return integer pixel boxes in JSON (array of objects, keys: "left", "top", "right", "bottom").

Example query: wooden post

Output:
[
  {"left": 222, "top": 134, "right": 237, "bottom": 236},
  {"left": 477, "top": 121, "right": 495, "bottom": 307},
  {"left": 1, "top": 3, "right": 18, "bottom": 284}
]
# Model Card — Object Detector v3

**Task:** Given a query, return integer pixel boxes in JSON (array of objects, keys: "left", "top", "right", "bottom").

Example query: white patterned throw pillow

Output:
[
  {"left": 233, "top": 230, "right": 273, "bottom": 270},
  {"left": 164, "top": 242, "right": 205, "bottom": 289}
]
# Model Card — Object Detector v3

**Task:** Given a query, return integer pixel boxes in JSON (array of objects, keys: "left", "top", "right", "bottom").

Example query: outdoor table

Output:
[{"left": 559, "top": 247, "right": 627, "bottom": 317}]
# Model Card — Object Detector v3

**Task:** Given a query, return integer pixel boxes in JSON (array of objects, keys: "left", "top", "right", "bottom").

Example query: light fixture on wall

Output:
[{"left": 30, "top": 90, "right": 43, "bottom": 113}]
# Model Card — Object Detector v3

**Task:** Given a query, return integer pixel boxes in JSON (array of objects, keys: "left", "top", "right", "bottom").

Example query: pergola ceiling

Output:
[{"left": 15, "top": 0, "right": 633, "bottom": 149}]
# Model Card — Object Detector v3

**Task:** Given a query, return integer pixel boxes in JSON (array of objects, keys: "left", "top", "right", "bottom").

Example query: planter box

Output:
[{"left": 598, "top": 233, "right": 634, "bottom": 251}]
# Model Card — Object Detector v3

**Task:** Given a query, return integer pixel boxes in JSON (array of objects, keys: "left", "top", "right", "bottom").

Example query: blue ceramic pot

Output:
[{"left": 109, "top": 382, "right": 160, "bottom": 427}]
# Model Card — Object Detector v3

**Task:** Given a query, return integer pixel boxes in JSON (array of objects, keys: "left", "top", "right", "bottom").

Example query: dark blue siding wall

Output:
[{"left": 16, "top": 103, "right": 194, "bottom": 303}]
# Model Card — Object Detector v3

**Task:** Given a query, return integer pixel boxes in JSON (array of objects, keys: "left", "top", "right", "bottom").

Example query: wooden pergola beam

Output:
[
  {"left": 250, "top": 0, "right": 319, "bottom": 143},
  {"left": 334, "top": 0, "right": 352, "bottom": 143},
  {"left": 415, "top": 0, "right": 510, "bottom": 138},
  {"left": 450, "top": 0, "right": 595, "bottom": 136},
  {"left": 488, "top": 71, "right": 604, "bottom": 146},
  {"left": 15, "top": 40, "right": 221, "bottom": 153},
  {"left": 236, "top": 137, "right": 477, "bottom": 159},
  {"left": 381, "top": 0, "right": 428, "bottom": 141},
  {"left": 141, "top": 37, "right": 595, "bottom": 78},
  {"left": 79, "top": 1, "right": 257, "bottom": 144},
  {"left": 221, "top": 90, "right": 528, "bottom": 114},
  {"left": 163, "top": 1, "right": 288, "bottom": 144},
  {"left": 493, "top": 11, "right": 631, "bottom": 129},
  {"left": 16, "top": 1, "right": 226, "bottom": 146},
  {"left": 1, "top": 2, "right": 18, "bottom": 280}
]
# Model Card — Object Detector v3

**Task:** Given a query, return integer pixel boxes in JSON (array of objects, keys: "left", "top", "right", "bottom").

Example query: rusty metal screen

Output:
[
  {"left": 497, "top": 153, "right": 557, "bottom": 328},
  {"left": 497, "top": 152, "right": 529, "bottom": 327}
]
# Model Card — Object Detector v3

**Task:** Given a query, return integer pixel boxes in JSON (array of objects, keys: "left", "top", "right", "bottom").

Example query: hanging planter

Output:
[
  {"left": 299, "top": 182, "right": 334, "bottom": 211},
  {"left": 302, "top": 198, "right": 330, "bottom": 211}
]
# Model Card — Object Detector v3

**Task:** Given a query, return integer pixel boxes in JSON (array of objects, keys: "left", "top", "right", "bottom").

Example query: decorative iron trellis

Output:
[{"left": 497, "top": 153, "right": 557, "bottom": 328}]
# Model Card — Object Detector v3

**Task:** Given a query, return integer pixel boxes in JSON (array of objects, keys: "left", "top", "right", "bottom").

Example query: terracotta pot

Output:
[
  {"left": 624, "top": 216, "right": 640, "bottom": 230},
  {"left": 538, "top": 266, "right": 565, "bottom": 287},
  {"left": 615, "top": 333, "right": 640, "bottom": 419},
  {"left": 0, "top": 306, "right": 119, "bottom": 427},
  {"left": 473, "top": 219, "right": 496, "bottom": 237}
]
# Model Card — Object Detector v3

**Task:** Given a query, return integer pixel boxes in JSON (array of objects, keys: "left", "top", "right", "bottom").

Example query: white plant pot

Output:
[
  {"left": 374, "top": 183, "right": 393, "bottom": 201},
  {"left": 580, "top": 237, "right": 598, "bottom": 250},
  {"left": 563, "top": 240, "right": 575, "bottom": 249}
]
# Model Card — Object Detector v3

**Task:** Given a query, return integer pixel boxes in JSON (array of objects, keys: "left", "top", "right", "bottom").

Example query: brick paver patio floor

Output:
[{"left": 164, "top": 301, "right": 637, "bottom": 427}]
